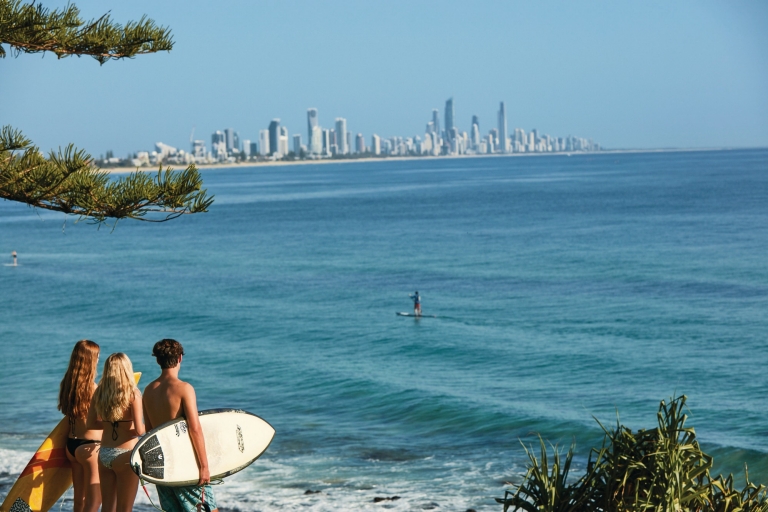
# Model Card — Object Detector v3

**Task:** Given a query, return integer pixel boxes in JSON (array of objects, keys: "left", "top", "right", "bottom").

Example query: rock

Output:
[
  {"left": 373, "top": 496, "right": 401, "bottom": 503},
  {"left": 304, "top": 490, "right": 322, "bottom": 495}
]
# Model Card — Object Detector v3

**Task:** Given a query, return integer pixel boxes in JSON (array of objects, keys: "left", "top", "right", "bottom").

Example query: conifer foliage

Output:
[{"left": 0, "top": 0, "right": 213, "bottom": 224}]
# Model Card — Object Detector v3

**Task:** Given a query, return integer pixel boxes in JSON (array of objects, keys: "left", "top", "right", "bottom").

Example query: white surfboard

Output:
[
  {"left": 130, "top": 409, "right": 274, "bottom": 486},
  {"left": 396, "top": 312, "right": 436, "bottom": 318}
]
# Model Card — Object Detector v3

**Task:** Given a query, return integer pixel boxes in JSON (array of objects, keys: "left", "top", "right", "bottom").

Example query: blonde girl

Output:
[
  {"left": 58, "top": 340, "right": 102, "bottom": 512},
  {"left": 87, "top": 353, "right": 145, "bottom": 512}
]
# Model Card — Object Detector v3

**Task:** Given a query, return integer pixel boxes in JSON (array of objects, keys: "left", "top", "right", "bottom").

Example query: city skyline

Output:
[
  {"left": 105, "top": 97, "right": 600, "bottom": 167},
  {"left": 2, "top": 1, "right": 766, "bottom": 155}
]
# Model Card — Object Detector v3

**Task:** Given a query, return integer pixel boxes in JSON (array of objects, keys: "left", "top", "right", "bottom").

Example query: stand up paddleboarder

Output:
[{"left": 410, "top": 291, "right": 421, "bottom": 317}]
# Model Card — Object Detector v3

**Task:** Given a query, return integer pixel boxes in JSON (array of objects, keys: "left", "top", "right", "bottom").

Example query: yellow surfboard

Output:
[{"left": 1, "top": 373, "right": 142, "bottom": 512}]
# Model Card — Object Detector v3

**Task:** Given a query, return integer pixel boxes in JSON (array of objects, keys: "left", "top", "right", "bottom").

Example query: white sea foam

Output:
[{"left": 0, "top": 447, "right": 31, "bottom": 476}]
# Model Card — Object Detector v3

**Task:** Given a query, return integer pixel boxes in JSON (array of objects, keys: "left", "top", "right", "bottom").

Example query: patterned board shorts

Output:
[{"left": 156, "top": 484, "right": 217, "bottom": 512}]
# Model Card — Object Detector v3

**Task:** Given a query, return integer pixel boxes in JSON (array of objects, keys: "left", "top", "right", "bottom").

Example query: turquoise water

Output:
[{"left": 1, "top": 149, "right": 767, "bottom": 511}]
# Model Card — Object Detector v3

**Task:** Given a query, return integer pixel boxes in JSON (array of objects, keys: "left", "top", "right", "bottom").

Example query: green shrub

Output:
[{"left": 498, "top": 396, "right": 768, "bottom": 512}]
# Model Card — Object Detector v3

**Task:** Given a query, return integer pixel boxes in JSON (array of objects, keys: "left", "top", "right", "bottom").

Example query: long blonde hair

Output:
[
  {"left": 93, "top": 353, "right": 136, "bottom": 422},
  {"left": 58, "top": 340, "right": 100, "bottom": 419}
]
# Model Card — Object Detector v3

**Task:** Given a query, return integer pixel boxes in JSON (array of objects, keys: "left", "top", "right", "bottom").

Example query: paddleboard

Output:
[
  {"left": 396, "top": 312, "right": 436, "bottom": 318},
  {"left": 130, "top": 409, "right": 274, "bottom": 486},
  {"left": 1, "top": 373, "right": 141, "bottom": 512}
]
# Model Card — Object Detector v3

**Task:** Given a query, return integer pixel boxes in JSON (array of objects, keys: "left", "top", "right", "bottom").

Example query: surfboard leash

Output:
[
  {"left": 132, "top": 462, "right": 223, "bottom": 512},
  {"left": 134, "top": 463, "right": 167, "bottom": 512}
]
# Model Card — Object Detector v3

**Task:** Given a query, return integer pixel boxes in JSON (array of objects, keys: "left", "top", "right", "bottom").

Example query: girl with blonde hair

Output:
[
  {"left": 87, "top": 353, "right": 145, "bottom": 512},
  {"left": 58, "top": 340, "right": 102, "bottom": 512}
]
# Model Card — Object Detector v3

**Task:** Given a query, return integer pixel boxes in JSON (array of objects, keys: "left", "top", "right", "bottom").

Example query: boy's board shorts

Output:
[{"left": 156, "top": 484, "right": 217, "bottom": 512}]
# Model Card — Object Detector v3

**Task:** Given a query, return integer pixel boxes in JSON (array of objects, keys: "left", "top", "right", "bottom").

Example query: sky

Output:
[{"left": 1, "top": 0, "right": 767, "bottom": 157}]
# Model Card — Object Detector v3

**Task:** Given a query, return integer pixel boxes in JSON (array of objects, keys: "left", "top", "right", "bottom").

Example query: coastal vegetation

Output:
[
  {"left": 498, "top": 396, "right": 768, "bottom": 512},
  {"left": 0, "top": 0, "right": 212, "bottom": 224}
]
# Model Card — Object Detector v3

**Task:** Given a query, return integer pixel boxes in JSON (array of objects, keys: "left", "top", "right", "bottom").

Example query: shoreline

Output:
[{"left": 100, "top": 146, "right": 761, "bottom": 174}]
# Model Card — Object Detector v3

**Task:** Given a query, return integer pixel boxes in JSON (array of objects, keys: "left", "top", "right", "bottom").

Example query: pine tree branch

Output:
[
  {"left": 0, "top": 0, "right": 173, "bottom": 63},
  {"left": 0, "top": 126, "right": 214, "bottom": 224}
]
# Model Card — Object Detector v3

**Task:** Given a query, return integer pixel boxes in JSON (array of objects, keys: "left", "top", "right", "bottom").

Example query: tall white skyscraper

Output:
[
  {"left": 335, "top": 118, "right": 348, "bottom": 155},
  {"left": 355, "top": 133, "right": 365, "bottom": 154},
  {"left": 497, "top": 102, "right": 508, "bottom": 154},
  {"left": 259, "top": 129, "right": 270, "bottom": 156},
  {"left": 307, "top": 108, "right": 318, "bottom": 145},
  {"left": 310, "top": 125, "right": 323, "bottom": 155},
  {"left": 278, "top": 126, "right": 289, "bottom": 156},
  {"left": 371, "top": 134, "right": 381, "bottom": 155}
]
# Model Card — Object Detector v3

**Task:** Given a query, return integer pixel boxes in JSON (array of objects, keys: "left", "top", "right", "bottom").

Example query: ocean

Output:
[{"left": 1, "top": 149, "right": 767, "bottom": 511}]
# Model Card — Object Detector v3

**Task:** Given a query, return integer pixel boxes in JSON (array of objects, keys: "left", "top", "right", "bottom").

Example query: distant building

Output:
[
  {"left": 307, "top": 108, "right": 318, "bottom": 146},
  {"left": 250, "top": 141, "right": 259, "bottom": 157},
  {"left": 371, "top": 134, "right": 381, "bottom": 155},
  {"left": 498, "top": 102, "right": 508, "bottom": 153},
  {"left": 293, "top": 134, "right": 302, "bottom": 154},
  {"left": 259, "top": 129, "right": 270, "bottom": 156},
  {"left": 322, "top": 129, "right": 331, "bottom": 156},
  {"left": 335, "top": 118, "right": 348, "bottom": 155},
  {"left": 192, "top": 140, "right": 207, "bottom": 160},
  {"left": 278, "top": 126, "right": 289, "bottom": 156},
  {"left": 268, "top": 119, "right": 280, "bottom": 156},
  {"left": 355, "top": 133, "right": 365, "bottom": 154},
  {"left": 224, "top": 128, "right": 235, "bottom": 153},
  {"left": 242, "top": 139, "right": 251, "bottom": 157},
  {"left": 444, "top": 98, "right": 455, "bottom": 140},
  {"left": 471, "top": 116, "right": 480, "bottom": 149},
  {"left": 432, "top": 109, "right": 440, "bottom": 137},
  {"left": 310, "top": 126, "right": 323, "bottom": 155}
]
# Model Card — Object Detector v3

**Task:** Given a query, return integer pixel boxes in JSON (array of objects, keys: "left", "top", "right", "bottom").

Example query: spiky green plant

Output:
[
  {"left": 706, "top": 470, "right": 768, "bottom": 512},
  {"left": 496, "top": 436, "right": 605, "bottom": 512},
  {"left": 498, "top": 396, "right": 766, "bottom": 512}
]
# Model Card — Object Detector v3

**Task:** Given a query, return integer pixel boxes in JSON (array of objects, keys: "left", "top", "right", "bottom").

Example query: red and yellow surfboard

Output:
[{"left": 1, "top": 373, "right": 141, "bottom": 512}]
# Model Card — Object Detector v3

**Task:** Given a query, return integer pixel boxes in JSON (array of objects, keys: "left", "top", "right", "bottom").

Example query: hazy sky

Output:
[{"left": 2, "top": 0, "right": 767, "bottom": 156}]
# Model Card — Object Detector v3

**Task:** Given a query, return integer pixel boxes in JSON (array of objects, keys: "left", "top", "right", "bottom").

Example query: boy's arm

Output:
[{"left": 181, "top": 383, "right": 211, "bottom": 485}]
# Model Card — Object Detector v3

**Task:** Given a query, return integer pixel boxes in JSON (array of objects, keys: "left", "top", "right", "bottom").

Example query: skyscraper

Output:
[
  {"left": 307, "top": 108, "right": 318, "bottom": 145},
  {"left": 259, "top": 130, "right": 270, "bottom": 156},
  {"left": 335, "top": 118, "right": 348, "bottom": 155},
  {"left": 268, "top": 119, "right": 280, "bottom": 156},
  {"left": 293, "top": 134, "right": 302, "bottom": 155},
  {"left": 444, "top": 98, "right": 454, "bottom": 140},
  {"left": 211, "top": 131, "right": 226, "bottom": 161},
  {"left": 497, "top": 102, "right": 508, "bottom": 154},
  {"left": 278, "top": 126, "right": 289, "bottom": 156},
  {"left": 371, "top": 134, "right": 381, "bottom": 155},
  {"left": 355, "top": 133, "right": 365, "bottom": 154},
  {"left": 432, "top": 109, "right": 440, "bottom": 137},
  {"left": 471, "top": 115, "right": 480, "bottom": 149},
  {"left": 310, "top": 126, "right": 323, "bottom": 155},
  {"left": 225, "top": 128, "right": 235, "bottom": 153}
]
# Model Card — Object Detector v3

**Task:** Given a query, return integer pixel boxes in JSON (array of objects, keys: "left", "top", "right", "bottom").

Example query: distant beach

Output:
[{"left": 100, "top": 146, "right": 749, "bottom": 174}]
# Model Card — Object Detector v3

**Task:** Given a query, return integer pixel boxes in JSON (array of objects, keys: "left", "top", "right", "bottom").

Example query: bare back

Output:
[{"left": 143, "top": 375, "right": 196, "bottom": 430}]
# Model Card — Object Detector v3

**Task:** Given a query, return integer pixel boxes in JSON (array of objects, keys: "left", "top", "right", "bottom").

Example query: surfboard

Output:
[
  {"left": 1, "top": 373, "right": 141, "bottom": 512},
  {"left": 130, "top": 409, "right": 275, "bottom": 486},
  {"left": 396, "top": 312, "right": 436, "bottom": 318}
]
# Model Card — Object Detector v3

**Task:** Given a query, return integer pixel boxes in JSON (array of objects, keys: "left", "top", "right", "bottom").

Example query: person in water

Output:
[
  {"left": 58, "top": 340, "right": 102, "bottom": 512},
  {"left": 410, "top": 291, "right": 422, "bottom": 316},
  {"left": 87, "top": 353, "right": 145, "bottom": 512},
  {"left": 143, "top": 339, "right": 219, "bottom": 512}
]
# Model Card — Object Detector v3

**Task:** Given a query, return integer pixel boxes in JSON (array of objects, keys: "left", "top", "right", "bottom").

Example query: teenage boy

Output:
[{"left": 143, "top": 339, "right": 218, "bottom": 512}]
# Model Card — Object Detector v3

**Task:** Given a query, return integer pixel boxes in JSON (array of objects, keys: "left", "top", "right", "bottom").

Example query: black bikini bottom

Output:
[{"left": 66, "top": 438, "right": 98, "bottom": 457}]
